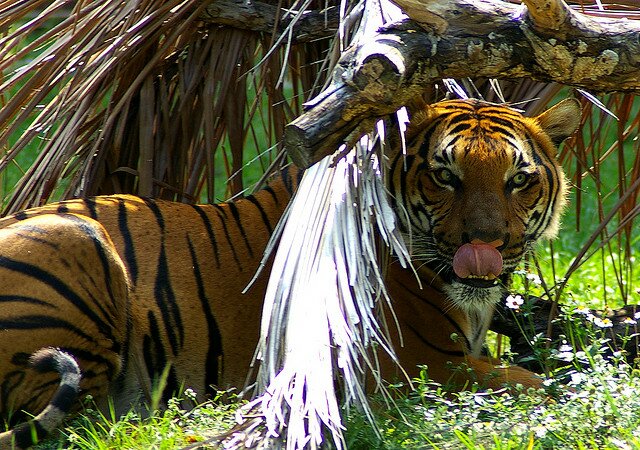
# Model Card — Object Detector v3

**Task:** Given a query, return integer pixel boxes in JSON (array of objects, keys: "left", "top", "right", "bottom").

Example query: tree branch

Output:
[
  {"left": 284, "top": 0, "right": 640, "bottom": 168},
  {"left": 201, "top": 0, "right": 339, "bottom": 42}
]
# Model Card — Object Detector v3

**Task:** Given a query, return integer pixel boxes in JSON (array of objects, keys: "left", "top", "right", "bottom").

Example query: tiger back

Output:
[
  {"left": 0, "top": 99, "right": 581, "bottom": 446},
  {"left": 2, "top": 168, "right": 298, "bottom": 400}
]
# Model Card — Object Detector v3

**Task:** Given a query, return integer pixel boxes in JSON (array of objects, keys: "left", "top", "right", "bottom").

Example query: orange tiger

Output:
[{"left": 0, "top": 99, "right": 580, "bottom": 447}]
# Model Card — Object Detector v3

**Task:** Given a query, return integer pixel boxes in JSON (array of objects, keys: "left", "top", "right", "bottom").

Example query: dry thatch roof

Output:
[{"left": 0, "top": 0, "right": 344, "bottom": 211}]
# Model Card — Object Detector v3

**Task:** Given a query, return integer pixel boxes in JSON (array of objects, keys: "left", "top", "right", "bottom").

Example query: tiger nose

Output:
[{"left": 462, "top": 192, "right": 507, "bottom": 244}]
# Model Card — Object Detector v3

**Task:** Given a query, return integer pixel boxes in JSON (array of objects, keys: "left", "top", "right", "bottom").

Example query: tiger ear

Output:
[{"left": 535, "top": 98, "right": 582, "bottom": 146}]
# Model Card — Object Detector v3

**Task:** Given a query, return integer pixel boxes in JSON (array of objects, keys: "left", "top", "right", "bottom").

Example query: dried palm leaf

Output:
[{"left": 0, "top": 0, "right": 334, "bottom": 211}]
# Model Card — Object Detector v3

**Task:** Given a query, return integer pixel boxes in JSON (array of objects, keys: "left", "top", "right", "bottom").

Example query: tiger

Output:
[{"left": 0, "top": 98, "right": 580, "bottom": 448}]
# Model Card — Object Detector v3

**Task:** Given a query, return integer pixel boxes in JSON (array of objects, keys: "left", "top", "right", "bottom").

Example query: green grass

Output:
[{"left": 34, "top": 391, "right": 241, "bottom": 450}]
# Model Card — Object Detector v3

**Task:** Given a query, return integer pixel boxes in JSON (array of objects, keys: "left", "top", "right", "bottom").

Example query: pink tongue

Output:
[{"left": 452, "top": 243, "right": 503, "bottom": 279}]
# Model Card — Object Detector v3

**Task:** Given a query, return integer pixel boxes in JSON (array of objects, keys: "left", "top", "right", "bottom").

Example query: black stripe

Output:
[
  {"left": 143, "top": 312, "right": 180, "bottom": 402},
  {"left": 405, "top": 323, "right": 466, "bottom": 357},
  {"left": 244, "top": 195, "right": 274, "bottom": 235},
  {"left": 117, "top": 200, "right": 138, "bottom": 285},
  {"left": 190, "top": 205, "right": 221, "bottom": 269},
  {"left": 280, "top": 166, "right": 295, "bottom": 194},
  {"left": 187, "top": 237, "right": 222, "bottom": 393},
  {"left": 154, "top": 245, "right": 183, "bottom": 355},
  {"left": 0, "top": 295, "right": 54, "bottom": 307},
  {"left": 0, "top": 315, "right": 97, "bottom": 345},
  {"left": 143, "top": 198, "right": 165, "bottom": 231},
  {"left": 416, "top": 122, "right": 440, "bottom": 158},
  {"left": 64, "top": 214, "right": 121, "bottom": 310},
  {"left": 0, "top": 257, "right": 114, "bottom": 342},
  {"left": 14, "top": 229, "right": 61, "bottom": 250},
  {"left": 56, "top": 204, "right": 69, "bottom": 214},
  {"left": 84, "top": 198, "right": 99, "bottom": 220},
  {"left": 212, "top": 205, "right": 242, "bottom": 271},
  {"left": 227, "top": 202, "right": 254, "bottom": 258},
  {"left": 396, "top": 283, "right": 472, "bottom": 351},
  {"left": 448, "top": 121, "right": 473, "bottom": 137},
  {"left": 263, "top": 185, "right": 279, "bottom": 206},
  {"left": 143, "top": 313, "right": 161, "bottom": 386},
  {"left": 484, "top": 124, "right": 518, "bottom": 142}
]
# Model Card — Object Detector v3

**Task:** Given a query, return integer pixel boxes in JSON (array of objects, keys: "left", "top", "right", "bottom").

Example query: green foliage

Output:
[
  {"left": 35, "top": 390, "right": 241, "bottom": 450},
  {"left": 344, "top": 324, "right": 640, "bottom": 449}
]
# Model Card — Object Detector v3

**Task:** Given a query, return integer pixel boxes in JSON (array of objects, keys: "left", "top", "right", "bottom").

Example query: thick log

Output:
[
  {"left": 201, "top": 0, "right": 339, "bottom": 42},
  {"left": 284, "top": 0, "right": 640, "bottom": 168},
  {"left": 285, "top": 26, "right": 435, "bottom": 167}
]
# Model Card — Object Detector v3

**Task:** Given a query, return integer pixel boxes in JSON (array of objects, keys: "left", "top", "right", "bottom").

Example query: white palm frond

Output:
[
  {"left": 232, "top": 2, "right": 413, "bottom": 446},
  {"left": 250, "top": 129, "right": 411, "bottom": 449}
]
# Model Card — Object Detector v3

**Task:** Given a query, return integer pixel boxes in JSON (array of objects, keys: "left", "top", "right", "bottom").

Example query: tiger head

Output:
[{"left": 391, "top": 98, "right": 581, "bottom": 312}]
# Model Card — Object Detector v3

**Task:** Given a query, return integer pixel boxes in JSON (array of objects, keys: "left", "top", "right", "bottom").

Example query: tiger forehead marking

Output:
[
  {"left": 394, "top": 98, "right": 580, "bottom": 314},
  {"left": 422, "top": 103, "right": 538, "bottom": 173}
]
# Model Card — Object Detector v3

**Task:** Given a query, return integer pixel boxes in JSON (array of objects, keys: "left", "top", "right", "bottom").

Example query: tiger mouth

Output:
[{"left": 453, "top": 273, "right": 501, "bottom": 288}]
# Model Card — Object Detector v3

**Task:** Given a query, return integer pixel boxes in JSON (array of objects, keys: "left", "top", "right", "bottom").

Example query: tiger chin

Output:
[{"left": 0, "top": 98, "right": 581, "bottom": 447}]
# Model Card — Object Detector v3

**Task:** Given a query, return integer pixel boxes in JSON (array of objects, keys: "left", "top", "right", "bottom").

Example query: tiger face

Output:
[{"left": 391, "top": 99, "right": 581, "bottom": 312}]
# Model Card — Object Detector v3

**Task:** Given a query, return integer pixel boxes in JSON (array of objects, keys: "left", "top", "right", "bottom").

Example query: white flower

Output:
[
  {"left": 634, "top": 311, "right": 640, "bottom": 320},
  {"left": 622, "top": 317, "right": 637, "bottom": 326},
  {"left": 592, "top": 316, "right": 613, "bottom": 328},
  {"left": 184, "top": 388, "right": 197, "bottom": 401},
  {"left": 552, "top": 344, "right": 574, "bottom": 362},
  {"left": 505, "top": 294, "right": 524, "bottom": 310},
  {"left": 569, "top": 371, "right": 588, "bottom": 386},
  {"left": 534, "top": 426, "right": 547, "bottom": 438},
  {"left": 558, "top": 344, "right": 572, "bottom": 353},
  {"left": 574, "top": 306, "right": 591, "bottom": 316},
  {"left": 526, "top": 273, "right": 542, "bottom": 285}
]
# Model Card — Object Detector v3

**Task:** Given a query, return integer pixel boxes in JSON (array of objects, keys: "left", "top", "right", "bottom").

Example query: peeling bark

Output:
[{"left": 284, "top": 0, "right": 640, "bottom": 168}]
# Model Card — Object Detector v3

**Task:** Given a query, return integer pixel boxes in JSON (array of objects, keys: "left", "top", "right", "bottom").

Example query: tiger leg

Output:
[
  {"left": 381, "top": 326, "right": 543, "bottom": 391},
  {"left": 383, "top": 265, "right": 542, "bottom": 391},
  {"left": 0, "top": 214, "right": 132, "bottom": 444}
]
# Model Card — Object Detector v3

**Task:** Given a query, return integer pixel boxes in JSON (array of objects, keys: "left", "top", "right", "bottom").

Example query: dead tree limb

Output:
[
  {"left": 284, "top": 0, "right": 640, "bottom": 168},
  {"left": 201, "top": 0, "right": 339, "bottom": 42}
]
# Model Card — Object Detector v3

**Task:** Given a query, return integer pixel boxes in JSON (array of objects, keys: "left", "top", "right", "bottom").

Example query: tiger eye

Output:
[
  {"left": 511, "top": 172, "right": 529, "bottom": 187},
  {"left": 434, "top": 168, "right": 454, "bottom": 185}
]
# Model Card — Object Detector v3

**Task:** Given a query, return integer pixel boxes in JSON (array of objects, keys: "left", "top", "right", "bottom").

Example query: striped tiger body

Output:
[
  {"left": 0, "top": 99, "right": 580, "bottom": 445},
  {"left": 0, "top": 214, "right": 128, "bottom": 448},
  {"left": 0, "top": 171, "right": 296, "bottom": 447}
]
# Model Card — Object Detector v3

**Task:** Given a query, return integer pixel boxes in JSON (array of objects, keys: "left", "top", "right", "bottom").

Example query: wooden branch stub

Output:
[
  {"left": 284, "top": 0, "right": 640, "bottom": 168},
  {"left": 286, "top": 27, "right": 435, "bottom": 168},
  {"left": 521, "top": 0, "right": 569, "bottom": 30}
]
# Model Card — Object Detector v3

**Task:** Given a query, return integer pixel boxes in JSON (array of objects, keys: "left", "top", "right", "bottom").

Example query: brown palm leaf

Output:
[{"left": 0, "top": 0, "right": 337, "bottom": 211}]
